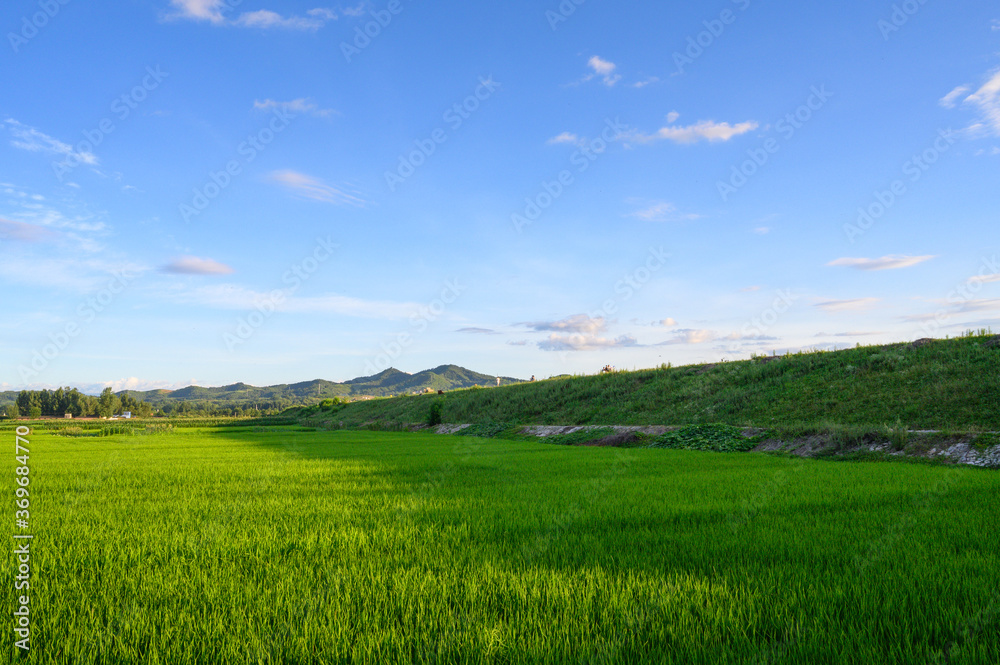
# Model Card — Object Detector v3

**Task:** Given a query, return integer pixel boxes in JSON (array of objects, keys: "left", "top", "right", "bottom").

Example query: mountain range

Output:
[{"left": 119, "top": 365, "right": 523, "bottom": 408}]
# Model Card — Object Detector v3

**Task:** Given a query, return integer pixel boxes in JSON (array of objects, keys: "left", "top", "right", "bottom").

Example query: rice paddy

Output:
[{"left": 4, "top": 423, "right": 999, "bottom": 664}]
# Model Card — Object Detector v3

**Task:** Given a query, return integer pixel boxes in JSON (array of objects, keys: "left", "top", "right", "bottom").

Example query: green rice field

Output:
[{"left": 4, "top": 424, "right": 999, "bottom": 664}]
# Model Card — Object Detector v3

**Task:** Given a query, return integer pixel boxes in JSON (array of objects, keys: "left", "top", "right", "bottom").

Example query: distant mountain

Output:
[{"left": 115, "top": 366, "right": 524, "bottom": 409}]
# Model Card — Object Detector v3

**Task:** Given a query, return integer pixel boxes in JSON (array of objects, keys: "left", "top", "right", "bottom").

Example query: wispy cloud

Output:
[
  {"left": 267, "top": 170, "right": 365, "bottom": 206},
  {"left": 815, "top": 298, "right": 880, "bottom": 312},
  {"left": 628, "top": 201, "right": 699, "bottom": 223},
  {"left": 3, "top": 118, "right": 98, "bottom": 166},
  {"left": 754, "top": 227, "right": 771, "bottom": 235},
  {"left": 953, "top": 298, "right": 1000, "bottom": 313},
  {"left": 1, "top": 182, "right": 107, "bottom": 236},
  {"left": 0, "top": 256, "right": 144, "bottom": 293},
  {"left": 168, "top": 284, "right": 420, "bottom": 319},
  {"left": 827, "top": 255, "right": 935, "bottom": 271},
  {"left": 253, "top": 98, "right": 335, "bottom": 118},
  {"left": 235, "top": 9, "right": 333, "bottom": 30},
  {"left": 657, "top": 329, "right": 715, "bottom": 345},
  {"left": 456, "top": 327, "right": 498, "bottom": 335},
  {"left": 942, "top": 69, "right": 1000, "bottom": 137},
  {"left": 168, "top": 1, "right": 338, "bottom": 30},
  {"left": 815, "top": 331, "right": 884, "bottom": 338},
  {"left": 632, "top": 76, "right": 660, "bottom": 89},
  {"left": 538, "top": 333, "right": 637, "bottom": 352},
  {"left": 626, "top": 115, "right": 758, "bottom": 145},
  {"left": 968, "top": 273, "right": 1000, "bottom": 285},
  {"left": 963, "top": 69, "right": 1000, "bottom": 136},
  {"left": 161, "top": 256, "right": 235, "bottom": 275},
  {"left": 940, "top": 85, "right": 971, "bottom": 109},
  {"left": 660, "top": 318, "right": 677, "bottom": 327}
]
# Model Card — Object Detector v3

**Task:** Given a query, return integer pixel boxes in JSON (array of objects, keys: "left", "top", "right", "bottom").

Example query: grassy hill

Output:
[{"left": 297, "top": 333, "right": 1000, "bottom": 431}]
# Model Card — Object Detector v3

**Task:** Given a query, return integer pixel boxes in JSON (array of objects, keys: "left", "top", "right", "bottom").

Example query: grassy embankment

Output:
[{"left": 296, "top": 333, "right": 1000, "bottom": 433}]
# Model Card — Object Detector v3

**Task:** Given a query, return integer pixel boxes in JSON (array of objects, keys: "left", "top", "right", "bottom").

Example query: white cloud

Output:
[
  {"left": 628, "top": 118, "right": 759, "bottom": 145},
  {"left": 632, "top": 77, "right": 660, "bottom": 89},
  {"left": 547, "top": 132, "right": 583, "bottom": 146},
  {"left": 268, "top": 170, "right": 365, "bottom": 206},
  {"left": 827, "top": 255, "right": 935, "bottom": 271},
  {"left": 657, "top": 329, "right": 715, "bottom": 345},
  {"left": 169, "top": 1, "right": 338, "bottom": 30},
  {"left": 586, "top": 56, "right": 621, "bottom": 86},
  {"left": 815, "top": 298, "right": 880, "bottom": 312},
  {"left": 161, "top": 256, "right": 235, "bottom": 275},
  {"left": 522, "top": 314, "right": 606, "bottom": 334},
  {"left": 968, "top": 273, "right": 1000, "bottom": 285},
  {"left": 754, "top": 227, "right": 771, "bottom": 235},
  {"left": 740, "top": 286, "right": 761, "bottom": 292},
  {"left": 665, "top": 111, "right": 680, "bottom": 123},
  {"left": 522, "top": 315, "right": 640, "bottom": 352},
  {"left": 253, "top": 98, "right": 335, "bottom": 117},
  {"left": 538, "top": 333, "right": 638, "bottom": 352},
  {"left": 169, "top": 0, "right": 227, "bottom": 24},
  {"left": 456, "top": 327, "right": 498, "bottom": 335},
  {"left": 940, "top": 85, "right": 971, "bottom": 109},
  {"left": 660, "top": 318, "right": 677, "bottom": 327},
  {"left": 4, "top": 118, "right": 98, "bottom": 167}
]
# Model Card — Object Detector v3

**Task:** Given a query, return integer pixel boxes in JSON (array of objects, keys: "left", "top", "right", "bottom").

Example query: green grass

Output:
[
  {"left": 5, "top": 424, "right": 999, "bottom": 663},
  {"left": 298, "top": 334, "right": 1000, "bottom": 431}
]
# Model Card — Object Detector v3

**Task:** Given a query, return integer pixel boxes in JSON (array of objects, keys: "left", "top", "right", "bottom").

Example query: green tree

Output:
[{"left": 97, "top": 387, "right": 121, "bottom": 418}]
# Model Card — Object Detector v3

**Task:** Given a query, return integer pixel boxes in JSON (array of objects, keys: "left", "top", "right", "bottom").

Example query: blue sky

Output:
[{"left": 2, "top": 0, "right": 999, "bottom": 393}]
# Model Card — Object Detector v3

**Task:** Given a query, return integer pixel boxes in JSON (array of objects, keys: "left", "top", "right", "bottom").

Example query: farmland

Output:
[{"left": 4, "top": 422, "right": 999, "bottom": 664}]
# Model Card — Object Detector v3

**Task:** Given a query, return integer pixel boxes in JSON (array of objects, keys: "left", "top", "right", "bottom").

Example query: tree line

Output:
[{"left": 2, "top": 387, "right": 153, "bottom": 419}]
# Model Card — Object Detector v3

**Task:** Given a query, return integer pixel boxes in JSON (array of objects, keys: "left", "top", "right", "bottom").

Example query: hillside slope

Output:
[{"left": 298, "top": 334, "right": 1000, "bottom": 430}]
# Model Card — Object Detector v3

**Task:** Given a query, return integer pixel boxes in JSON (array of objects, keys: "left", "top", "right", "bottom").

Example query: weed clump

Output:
[
  {"left": 426, "top": 398, "right": 445, "bottom": 427},
  {"left": 648, "top": 424, "right": 767, "bottom": 452}
]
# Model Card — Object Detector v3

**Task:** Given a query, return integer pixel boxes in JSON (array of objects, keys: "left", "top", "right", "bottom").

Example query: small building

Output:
[{"left": 64, "top": 413, "right": 73, "bottom": 419}]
